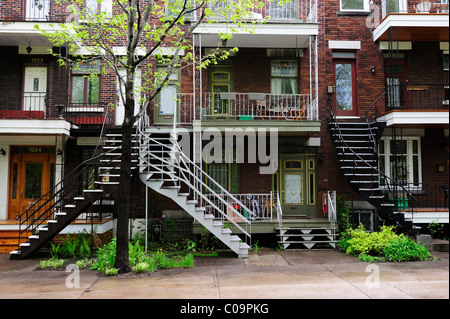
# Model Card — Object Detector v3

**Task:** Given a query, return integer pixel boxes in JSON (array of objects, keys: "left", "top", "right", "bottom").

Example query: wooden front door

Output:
[{"left": 8, "top": 148, "right": 55, "bottom": 219}]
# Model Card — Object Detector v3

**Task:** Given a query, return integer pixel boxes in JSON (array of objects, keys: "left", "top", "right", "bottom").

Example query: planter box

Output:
[{"left": 389, "top": 198, "right": 409, "bottom": 209}]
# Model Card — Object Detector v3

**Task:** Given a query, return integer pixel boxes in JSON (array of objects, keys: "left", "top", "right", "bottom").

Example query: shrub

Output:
[
  {"left": 339, "top": 224, "right": 402, "bottom": 256},
  {"left": 383, "top": 237, "right": 431, "bottom": 262},
  {"left": 339, "top": 224, "right": 432, "bottom": 262}
]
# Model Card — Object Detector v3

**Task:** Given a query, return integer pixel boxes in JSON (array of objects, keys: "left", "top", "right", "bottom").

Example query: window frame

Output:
[
  {"left": 70, "top": 60, "right": 101, "bottom": 107},
  {"left": 332, "top": 54, "right": 358, "bottom": 116},
  {"left": 85, "top": 0, "right": 113, "bottom": 16},
  {"left": 270, "top": 59, "right": 299, "bottom": 95},
  {"left": 340, "top": 0, "right": 370, "bottom": 12},
  {"left": 378, "top": 137, "right": 423, "bottom": 188}
]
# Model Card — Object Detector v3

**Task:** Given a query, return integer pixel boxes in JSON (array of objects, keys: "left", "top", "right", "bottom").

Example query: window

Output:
[
  {"left": 207, "top": 163, "right": 240, "bottom": 194},
  {"left": 340, "top": 0, "right": 369, "bottom": 11},
  {"left": 271, "top": 60, "right": 298, "bottom": 95},
  {"left": 166, "top": 0, "right": 195, "bottom": 20},
  {"left": 71, "top": 60, "right": 101, "bottom": 106},
  {"left": 378, "top": 137, "right": 422, "bottom": 187},
  {"left": 85, "top": 0, "right": 113, "bottom": 16}
]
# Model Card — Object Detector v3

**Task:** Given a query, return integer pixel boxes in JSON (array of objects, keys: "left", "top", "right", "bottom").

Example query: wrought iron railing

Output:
[
  {"left": 205, "top": 193, "right": 276, "bottom": 221},
  {"left": 377, "top": 0, "right": 449, "bottom": 18},
  {"left": 0, "top": 0, "right": 68, "bottom": 22},
  {"left": 199, "top": 92, "right": 316, "bottom": 120},
  {"left": 0, "top": 92, "right": 108, "bottom": 125},
  {"left": 385, "top": 83, "right": 449, "bottom": 111},
  {"left": 15, "top": 111, "right": 115, "bottom": 248}
]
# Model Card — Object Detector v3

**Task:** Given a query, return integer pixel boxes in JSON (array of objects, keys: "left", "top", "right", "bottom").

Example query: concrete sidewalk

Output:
[{"left": 0, "top": 249, "right": 448, "bottom": 300}]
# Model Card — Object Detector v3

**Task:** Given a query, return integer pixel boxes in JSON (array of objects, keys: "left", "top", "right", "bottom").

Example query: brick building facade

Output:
[{"left": 0, "top": 0, "right": 448, "bottom": 256}]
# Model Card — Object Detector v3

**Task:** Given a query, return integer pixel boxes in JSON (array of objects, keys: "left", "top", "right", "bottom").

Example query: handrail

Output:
[
  {"left": 328, "top": 98, "right": 418, "bottom": 205},
  {"left": 16, "top": 107, "right": 115, "bottom": 246},
  {"left": 138, "top": 108, "right": 255, "bottom": 242},
  {"left": 276, "top": 192, "right": 283, "bottom": 230}
]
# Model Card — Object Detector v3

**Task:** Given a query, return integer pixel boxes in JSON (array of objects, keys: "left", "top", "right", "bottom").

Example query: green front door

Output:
[
  {"left": 279, "top": 155, "right": 317, "bottom": 217},
  {"left": 209, "top": 66, "right": 233, "bottom": 116}
]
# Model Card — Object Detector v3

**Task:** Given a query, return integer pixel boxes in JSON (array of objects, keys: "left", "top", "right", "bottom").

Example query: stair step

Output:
[{"left": 350, "top": 180, "right": 379, "bottom": 184}]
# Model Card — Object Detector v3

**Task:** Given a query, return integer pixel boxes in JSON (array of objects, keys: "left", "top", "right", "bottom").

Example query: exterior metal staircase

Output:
[
  {"left": 137, "top": 116, "right": 253, "bottom": 258},
  {"left": 328, "top": 106, "right": 419, "bottom": 234},
  {"left": 9, "top": 140, "right": 128, "bottom": 259}
]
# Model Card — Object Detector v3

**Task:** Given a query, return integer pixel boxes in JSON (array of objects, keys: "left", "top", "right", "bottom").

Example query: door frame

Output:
[
  {"left": 8, "top": 146, "right": 56, "bottom": 219},
  {"left": 278, "top": 154, "right": 317, "bottom": 218},
  {"left": 333, "top": 58, "right": 358, "bottom": 117},
  {"left": 154, "top": 68, "right": 180, "bottom": 125},
  {"left": 23, "top": 66, "right": 48, "bottom": 114},
  {"left": 209, "top": 65, "right": 234, "bottom": 116}
]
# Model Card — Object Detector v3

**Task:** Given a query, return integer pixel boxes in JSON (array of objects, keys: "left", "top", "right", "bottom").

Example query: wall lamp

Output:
[
  {"left": 26, "top": 41, "right": 32, "bottom": 54},
  {"left": 0, "top": 149, "right": 6, "bottom": 156},
  {"left": 370, "top": 66, "right": 375, "bottom": 73}
]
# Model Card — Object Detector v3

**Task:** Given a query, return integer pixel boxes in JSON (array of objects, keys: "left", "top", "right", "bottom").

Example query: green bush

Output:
[
  {"left": 89, "top": 238, "right": 195, "bottom": 275},
  {"left": 383, "top": 237, "right": 431, "bottom": 262},
  {"left": 339, "top": 224, "right": 432, "bottom": 262},
  {"left": 339, "top": 224, "right": 402, "bottom": 256}
]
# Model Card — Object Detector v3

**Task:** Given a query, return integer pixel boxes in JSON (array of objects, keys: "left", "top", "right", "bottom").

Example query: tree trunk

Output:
[{"left": 114, "top": 75, "right": 136, "bottom": 273}]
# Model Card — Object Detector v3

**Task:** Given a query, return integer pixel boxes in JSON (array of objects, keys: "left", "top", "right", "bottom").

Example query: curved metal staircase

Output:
[
  {"left": 328, "top": 100, "right": 419, "bottom": 234},
  {"left": 137, "top": 115, "right": 253, "bottom": 258}
]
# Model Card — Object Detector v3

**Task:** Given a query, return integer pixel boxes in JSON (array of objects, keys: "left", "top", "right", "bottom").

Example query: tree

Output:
[{"left": 38, "top": 0, "right": 267, "bottom": 272}]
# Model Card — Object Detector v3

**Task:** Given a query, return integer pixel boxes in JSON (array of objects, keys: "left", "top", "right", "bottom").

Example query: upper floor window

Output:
[
  {"left": 85, "top": 0, "right": 113, "bottom": 16},
  {"left": 271, "top": 60, "right": 299, "bottom": 95},
  {"left": 71, "top": 60, "right": 101, "bottom": 106},
  {"left": 340, "top": 0, "right": 370, "bottom": 12},
  {"left": 166, "top": 0, "right": 195, "bottom": 20}
]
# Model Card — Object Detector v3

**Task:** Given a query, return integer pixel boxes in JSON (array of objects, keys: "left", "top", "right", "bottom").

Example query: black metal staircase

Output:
[
  {"left": 9, "top": 128, "right": 139, "bottom": 259},
  {"left": 328, "top": 102, "right": 418, "bottom": 234}
]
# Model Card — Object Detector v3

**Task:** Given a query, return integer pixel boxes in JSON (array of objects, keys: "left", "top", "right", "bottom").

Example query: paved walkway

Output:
[{"left": 0, "top": 249, "right": 448, "bottom": 301}]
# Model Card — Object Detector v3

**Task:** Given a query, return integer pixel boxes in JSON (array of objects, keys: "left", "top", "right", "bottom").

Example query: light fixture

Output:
[
  {"left": 57, "top": 149, "right": 63, "bottom": 156},
  {"left": 221, "top": 38, "right": 227, "bottom": 47},
  {"left": 26, "top": 41, "right": 32, "bottom": 54},
  {"left": 370, "top": 66, "right": 375, "bottom": 73},
  {"left": 0, "top": 149, "right": 6, "bottom": 156}
]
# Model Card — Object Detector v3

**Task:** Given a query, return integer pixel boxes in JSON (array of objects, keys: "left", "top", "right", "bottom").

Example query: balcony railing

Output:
[
  {"left": 378, "top": 0, "right": 449, "bottom": 18},
  {"left": 386, "top": 83, "right": 449, "bottom": 111},
  {"left": 199, "top": 92, "right": 316, "bottom": 121},
  {"left": 0, "top": 92, "right": 107, "bottom": 125},
  {"left": 0, "top": 0, "right": 68, "bottom": 22},
  {"left": 200, "top": 0, "right": 317, "bottom": 22},
  {"left": 384, "top": 183, "right": 449, "bottom": 210},
  {"left": 205, "top": 193, "right": 276, "bottom": 221}
]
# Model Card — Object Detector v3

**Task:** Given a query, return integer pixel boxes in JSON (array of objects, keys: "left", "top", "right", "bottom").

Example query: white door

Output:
[
  {"left": 25, "top": 0, "right": 50, "bottom": 20},
  {"left": 115, "top": 68, "right": 141, "bottom": 126},
  {"left": 23, "top": 67, "right": 47, "bottom": 114}
]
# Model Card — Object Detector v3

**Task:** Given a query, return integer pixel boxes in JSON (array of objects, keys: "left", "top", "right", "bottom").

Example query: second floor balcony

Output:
[
  {"left": 0, "top": 91, "right": 107, "bottom": 126},
  {"left": 169, "top": 91, "right": 317, "bottom": 125}
]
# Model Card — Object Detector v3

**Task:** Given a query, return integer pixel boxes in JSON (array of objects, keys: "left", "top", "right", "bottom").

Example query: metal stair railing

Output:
[
  {"left": 14, "top": 110, "right": 120, "bottom": 250},
  {"left": 137, "top": 110, "right": 255, "bottom": 246},
  {"left": 328, "top": 98, "right": 417, "bottom": 220}
]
